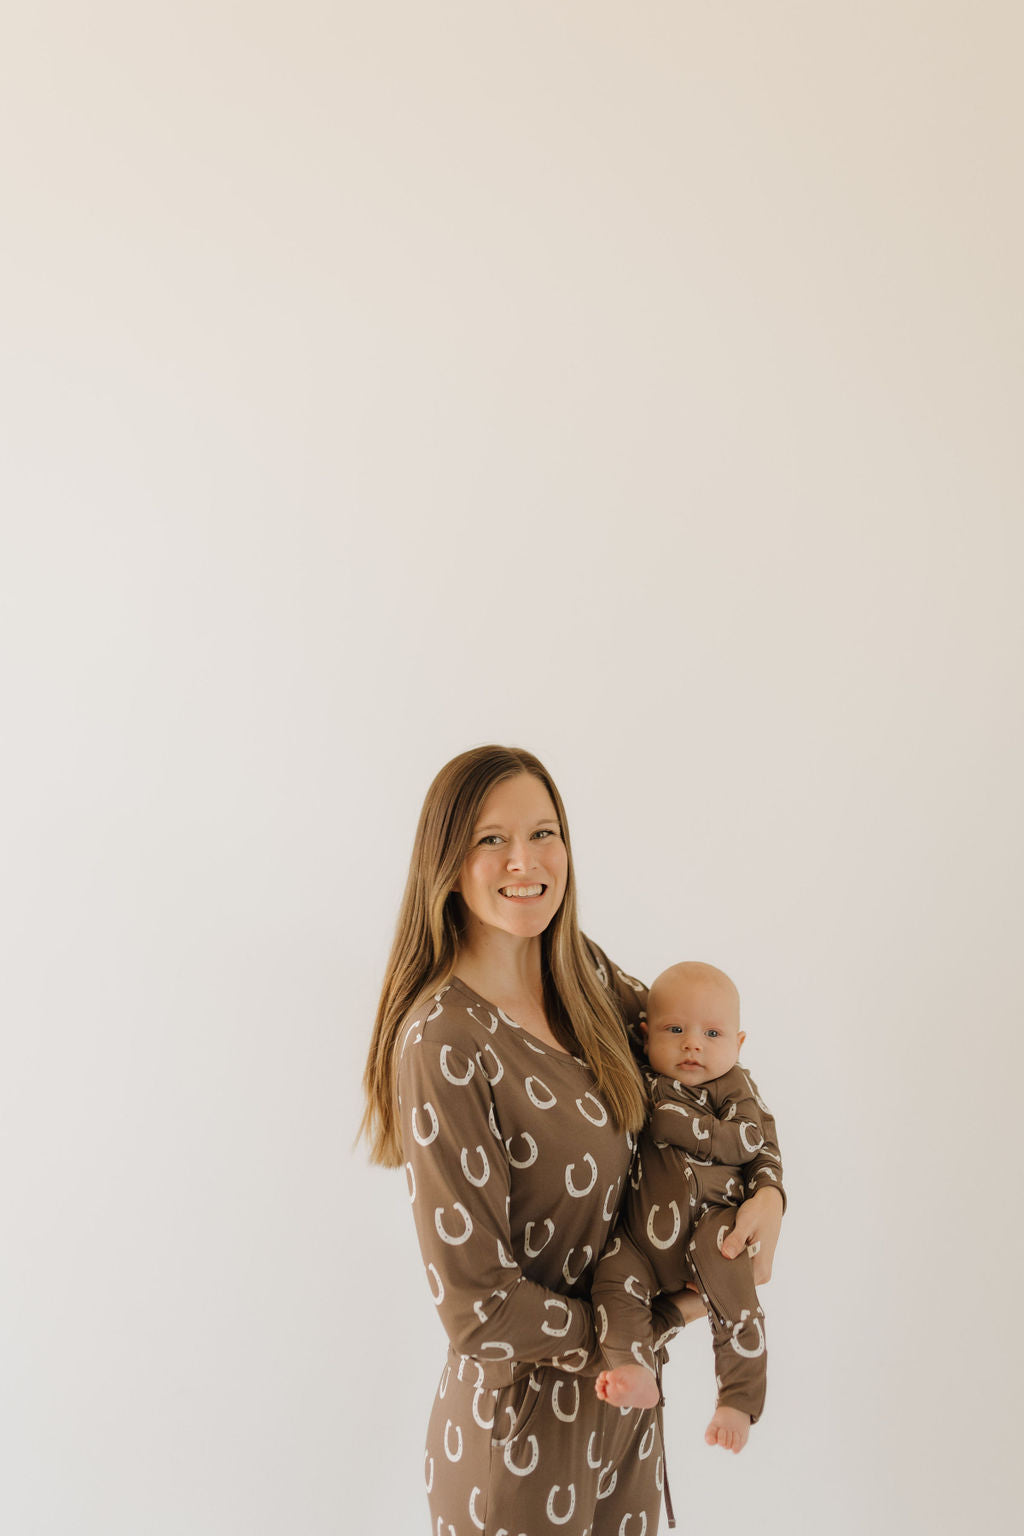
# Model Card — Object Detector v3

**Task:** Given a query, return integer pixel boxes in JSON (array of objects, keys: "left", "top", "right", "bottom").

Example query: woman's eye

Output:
[
  {"left": 478, "top": 834, "right": 503, "bottom": 846},
  {"left": 532, "top": 828, "right": 556, "bottom": 839}
]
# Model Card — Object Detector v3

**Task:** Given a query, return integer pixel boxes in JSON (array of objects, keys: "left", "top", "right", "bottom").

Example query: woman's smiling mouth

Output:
[{"left": 499, "top": 884, "right": 546, "bottom": 899}]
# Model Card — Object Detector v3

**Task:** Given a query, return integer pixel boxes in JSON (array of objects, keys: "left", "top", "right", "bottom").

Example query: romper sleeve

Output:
[
  {"left": 648, "top": 1074, "right": 768, "bottom": 1165},
  {"left": 737, "top": 1070, "right": 786, "bottom": 1209},
  {"left": 398, "top": 1030, "right": 597, "bottom": 1369}
]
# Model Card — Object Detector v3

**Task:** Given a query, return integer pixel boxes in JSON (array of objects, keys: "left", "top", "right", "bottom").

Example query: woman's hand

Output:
[
  {"left": 720, "top": 1187, "right": 783, "bottom": 1285},
  {"left": 664, "top": 1285, "right": 708, "bottom": 1326}
]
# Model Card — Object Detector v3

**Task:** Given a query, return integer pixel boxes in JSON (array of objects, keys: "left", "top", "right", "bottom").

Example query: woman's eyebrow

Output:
[{"left": 473, "top": 816, "right": 560, "bottom": 833}]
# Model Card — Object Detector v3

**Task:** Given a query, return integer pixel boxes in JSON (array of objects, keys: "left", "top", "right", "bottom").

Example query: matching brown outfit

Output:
[
  {"left": 397, "top": 946, "right": 782, "bottom": 1534},
  {"left": 591, "top": 1066, "right": 783, "bottom": 1424}
]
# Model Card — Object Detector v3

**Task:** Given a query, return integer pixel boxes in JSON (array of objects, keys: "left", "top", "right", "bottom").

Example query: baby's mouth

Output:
[{"left": 499, "top": 884, "right": 546, "bottom": 899}]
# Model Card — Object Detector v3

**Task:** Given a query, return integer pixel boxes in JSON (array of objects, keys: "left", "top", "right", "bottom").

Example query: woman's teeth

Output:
[{"left": 500, "top": 885, "right": 544, "bottom": 898}]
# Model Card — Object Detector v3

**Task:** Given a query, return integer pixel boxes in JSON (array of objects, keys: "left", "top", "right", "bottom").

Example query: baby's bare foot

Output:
[
  {"left": 595, "top": 1365, "right": 660, "bottom": 1409},
  {"left": 705, "top": 1405, "right": 751, "bottom": 1453}
]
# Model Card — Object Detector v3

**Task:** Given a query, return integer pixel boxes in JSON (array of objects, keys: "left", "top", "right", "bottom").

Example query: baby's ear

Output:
[
  {"left": 737, "top": 1030, "right": 746, "bottom": 1054},
  {"left": 638, "top": 1017, "right": 648, "bottom": 1038}
]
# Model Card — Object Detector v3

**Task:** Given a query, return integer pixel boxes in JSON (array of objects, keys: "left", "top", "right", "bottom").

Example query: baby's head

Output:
[{"left": 642, "top": 961, "right": 745, "bottom": 1087}]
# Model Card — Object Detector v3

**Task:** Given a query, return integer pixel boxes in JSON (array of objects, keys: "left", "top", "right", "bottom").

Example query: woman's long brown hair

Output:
[{"left": 360, "top": 745, "right": 647, "bottom": 1166}]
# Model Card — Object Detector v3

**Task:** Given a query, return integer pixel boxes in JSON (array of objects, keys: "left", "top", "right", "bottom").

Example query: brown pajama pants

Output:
[{"left": 426, "top": 1347, "right": 664, "bottom": 1536}]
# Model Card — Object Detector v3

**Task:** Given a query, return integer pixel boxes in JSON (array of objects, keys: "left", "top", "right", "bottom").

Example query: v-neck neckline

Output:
[{"left": 448, "top": 974, "right": 580, "bottom": 1060}]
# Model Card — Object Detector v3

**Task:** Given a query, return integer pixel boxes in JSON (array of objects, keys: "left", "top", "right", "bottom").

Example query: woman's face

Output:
[{"left": 454, "top": 773, "right": 569, "bottom": 943}]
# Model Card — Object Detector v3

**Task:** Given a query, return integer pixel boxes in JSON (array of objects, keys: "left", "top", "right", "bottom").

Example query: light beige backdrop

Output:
[{"left": 2, "top": 4, "right": 1020, "bottom": 1534}]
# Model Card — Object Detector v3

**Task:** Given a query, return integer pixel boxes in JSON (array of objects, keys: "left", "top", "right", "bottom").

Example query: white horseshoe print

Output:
[
  {"left": 587, "top": 1431, "right": 603, "bottom": 1469},
  {"left": 596, "top": 1302, "right": 608, "bottom": 1342},
  {"left": 493, "top": 1405, "right": 516, "bottom": 1445},
  {"left": 596, "top": 1463, "right": 618, "bottom": 1499},
  {"left": 465, "top": 1004, "right": 498, "bottom": 1033},
  {"left": 476, "top": 1043, "right": 504, "bottom": 1084},
  {"left": 562, "top": 1245, "right": 592, "bottom": 1285},
  {"left": 525, "top": 1075, "right": 557, "bottom": 1109},
  {"left": 399, "top": 1017, "right": 423, "bottom": 1056},
  {"left": 411, "top": 1102, "right": 439, "bottom": 1146},
  {"left": 692, "top": 1117, "right": 710, "bottom": 1140},
  {"left": 638, "top": 1423, "right": 656, "bottom": 1460},
  {"left": 551, "top": 1348, "right": 588, "bottom": 1372},
  {"left": 473, "top": 1299, "right": 488, "bottom": 1325},
  {"left": 436, "top": 1521, "right": 455, "bottom": 1536},
  {"left": 424, "top": 1451, "right": 434, "bottom": 1491},
  {"left": 523, "top": 1034, "right": 546, "bottom": 1054},
  {"left": 471, "top": 1387, "right": 496, "bottom": 1429},
  {"left": 426, "top": 1263, "right": 444, "bottom": 1305},
  {"left": 425, "top": 995, "right": 444, "bottom": 1021},
  {"left": 457, "top": 1357, "right": 488, "bottom": 1394},
  {"left": 439, "top": 1364, "right": 451, "bottom": 1398},
  {"left": 478, "top": 1340, "right": 515, "bottom": 1359},
  {"left": 603, "top": 1235, "right": 621, "bottom": 1260},
  {"left": 439, "top": 1045, "right": 475, "bottom": 1085},
  {"left": 547, "top": 1485, "right": 576, "bottom": 1524},
  {"left": 503, "top": 1433, "right": 539, "bottom": 1477},
  {"left": 655, "top": 1457, "right": 663, "bottom": 1491},
  {"left": 444, "top": 1420, "right": 463, "bottom": 1461},
  {"left": 488, "top": 1103, "right": 502, "bottom": 1141},
  {"left": 565, "top": 1153, "right": 598, "bottom": 1197},
  {"left": 740, "top": 1120, "right": 765, "bottom": 1153},
  {"left": 575, "top": 1091, "right": 608, "bottom": 1126},
  {"left": 551, "top": 1378, "right": 580, "bottom": 1422},
  {"left": 435, "top": 1203, "right": 473, "bottom": 1245},
  {"left": 715, "top": 1222, "right": 731, "bottom": 1253},
  {"left": 541, "top": 1298, "right": 572, "bottom": 1337},
  {"left": 524, "top": 1218, "right": 555, "bottom": 1257},
  {"left": 602, "top": 1182, "right": 619, "bottom": 1221},
  {"left": 468, "top": 1486, "right": 486, "bottom": 1531},
  {"left": 646, "top": 1200, "right": 681, "bottom": 1250},
  {"left": 497, "top": 1238, "right": 519, "bottom": 1269},
  {"left": 506, "top": 1132, "right": 539, "bottom": 1168},
  {"left": 460, "top": 1145, "right": 490, "bottom": 1187},
  {"left": 405, "top": 1161, "right": 416, "bottom": 1202},
  {"left": 496, "top": 1007, "right": 518, "bottom": 1028},
  {"left": 730, "top": 1310, "right": 767, "bottom": 1358},
  {"left": 630, "top": 1341, "right": 651, "bottom": 1369},
  {"left": 619, "top": 1515, "right": 647, "bottom": 1536},
  {"left": 625, "top": 1274, "right": 649, "bottom": 1303}
]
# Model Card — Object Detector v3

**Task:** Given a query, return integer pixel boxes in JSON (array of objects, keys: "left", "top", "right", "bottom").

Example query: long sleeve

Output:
[
  {"left": 399, "top": 1034, "right": 596, "bottom": 1369},
  {"left": 649, "top": 1091, "right": 766, "bottom": 1165},
  {"left": 734, "top": 1066, "right": 786, "bottom": 1207}
]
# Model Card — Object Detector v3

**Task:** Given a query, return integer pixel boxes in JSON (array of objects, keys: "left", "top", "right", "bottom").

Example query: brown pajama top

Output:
[
  {"left": 398, "top": 947, "right": 683, "bottom": 1535},
  {"left": 591, "top": 1065, "right": 784, "bottom": 1424}
]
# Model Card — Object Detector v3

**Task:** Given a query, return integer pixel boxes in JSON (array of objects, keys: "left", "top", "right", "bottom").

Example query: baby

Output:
[{"left": 592, "top": 962, "right": 783, "bottom": 1453}]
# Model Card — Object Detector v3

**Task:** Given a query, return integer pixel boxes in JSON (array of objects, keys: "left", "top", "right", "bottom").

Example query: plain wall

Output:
[{"left": 2, "top": 4, "right": 1021, "bottom": 1533}]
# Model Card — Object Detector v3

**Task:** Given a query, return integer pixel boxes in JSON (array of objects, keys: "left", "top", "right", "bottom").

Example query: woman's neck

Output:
[{"left": 454, "top": 928, "right": 545, "bottom": 1007}]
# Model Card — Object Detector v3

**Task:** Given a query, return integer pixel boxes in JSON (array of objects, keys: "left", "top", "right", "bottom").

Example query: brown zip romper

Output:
[
  {"left": 591, "top": 1066, "right": 784, "bottom": 1425},
  {"left": 398, "top": 951, "right": 683, "bottom": 1535}
]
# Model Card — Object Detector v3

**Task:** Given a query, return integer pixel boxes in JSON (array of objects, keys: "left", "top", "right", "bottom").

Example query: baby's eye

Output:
[
  {"left": 706, "top": 1029, "right": 720, "bottom": 1038},
  {"left": 668, "top": 1025, "right": 683, "bottom": 1034}
]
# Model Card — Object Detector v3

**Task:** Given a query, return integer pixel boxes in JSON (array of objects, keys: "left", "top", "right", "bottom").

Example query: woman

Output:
[{"left": 362, "top": 746, "right": 783, "bottom": 1534}]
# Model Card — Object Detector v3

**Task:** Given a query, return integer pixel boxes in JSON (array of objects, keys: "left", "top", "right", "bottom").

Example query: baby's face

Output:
[{"left": 644, "top": 972, "right": 745, "bottom": 1087}]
